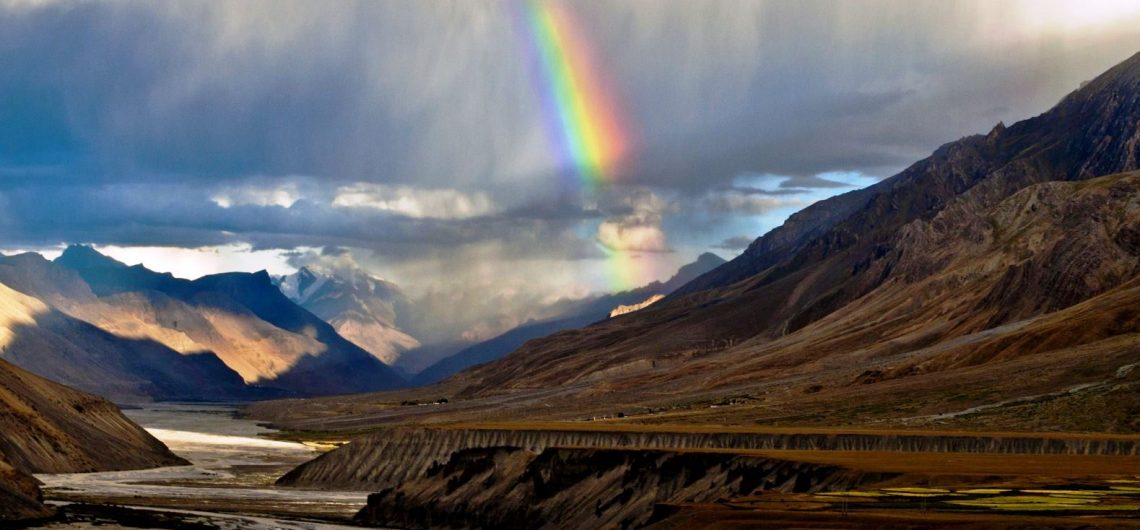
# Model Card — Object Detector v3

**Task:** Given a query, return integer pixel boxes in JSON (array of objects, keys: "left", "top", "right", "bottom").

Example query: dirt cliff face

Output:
[
  {"left": 354, "top": 446, "right": 877, "bottom": 530},
  {"left": 296, "top": 425, "right": 1140, "bottom": 529}
]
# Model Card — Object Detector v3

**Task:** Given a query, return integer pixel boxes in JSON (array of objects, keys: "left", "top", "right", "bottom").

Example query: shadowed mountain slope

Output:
[{"left": 0, "top": 276, "right": 257, "bottom": 402}]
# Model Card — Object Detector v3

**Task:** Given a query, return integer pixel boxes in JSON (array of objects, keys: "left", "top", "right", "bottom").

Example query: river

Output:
[{"left": 34, "top": 403, "right": 374, "bottom": 529}]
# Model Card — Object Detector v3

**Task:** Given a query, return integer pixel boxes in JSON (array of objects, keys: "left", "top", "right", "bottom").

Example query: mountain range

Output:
[
  {"left": 0, "top": 243, "right": 727, "bottom": 403},
  {"left": 0, "top": 246, "right": 406, "bottom": 400}
]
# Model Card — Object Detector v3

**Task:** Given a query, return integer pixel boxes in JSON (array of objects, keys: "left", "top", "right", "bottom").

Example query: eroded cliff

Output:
[
  {"left": 279, "top": 427, "right": 1140, "bottom": 490},
  {"left": 354, "top": 446, "right": 880, "bottom": 529}
]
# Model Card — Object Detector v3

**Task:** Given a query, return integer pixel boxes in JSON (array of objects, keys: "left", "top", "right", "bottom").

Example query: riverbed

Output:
[{"left": 34, "top": 403, "right": 373, "bottom": 528}]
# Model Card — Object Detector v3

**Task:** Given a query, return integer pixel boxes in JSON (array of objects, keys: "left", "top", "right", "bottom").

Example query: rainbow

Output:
[
  {"left": 520, "top": 0, "right": 627, "bottom": 190},
  {"left": 517, "top": 0, "right": 641, "bottom": 291}
]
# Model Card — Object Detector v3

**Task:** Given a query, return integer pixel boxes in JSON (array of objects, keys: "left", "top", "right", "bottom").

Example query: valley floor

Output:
[
  {"left": 24, "top": 404, "right": 374, "bottom": 529},
  {"left": 23, "top": 404, "right": 1140, "bottom": 529}
]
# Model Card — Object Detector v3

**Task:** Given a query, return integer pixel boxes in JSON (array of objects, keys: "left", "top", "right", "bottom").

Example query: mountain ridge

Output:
[
  {"left": 275, "top": 265, "right": 421, "bottom": 367},
  {"left": 434, "top": 50, "right": 1140, "bottom": 412},
  {"left": 0, "top": 246, "right": 407, "bottom": 399}
]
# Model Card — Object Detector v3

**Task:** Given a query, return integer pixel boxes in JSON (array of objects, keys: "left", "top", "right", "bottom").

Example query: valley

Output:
[
  {"left": 2, "top": 5, "right": 1140, "bottom": 527},
  {"left": 29, "top": 403, "right": 373, "bottom": 528}
]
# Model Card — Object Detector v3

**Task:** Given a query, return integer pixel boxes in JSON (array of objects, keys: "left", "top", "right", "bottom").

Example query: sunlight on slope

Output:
[
  {"left": 0, "top": 282, "right": 47, "bottom": 349},
  {"left": 609, "top": 294, "right": 665, "bottom": 318},
  {"left": 41, "top": 290, "right": 326, "bottom": 384}
]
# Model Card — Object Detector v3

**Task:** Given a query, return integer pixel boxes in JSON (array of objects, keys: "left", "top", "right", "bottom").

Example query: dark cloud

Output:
[
  {"left": 1, "top": 0, "right": 1138, "bottom": 335},
  {"left": 0, "top": 181, "right": 603, "bottom": 263},
  {"left": 321, "top": 246, "right": 351, "bottom": 257},
  {"left": 1, "top": 1, "right": 1135, "bottom": 194}
]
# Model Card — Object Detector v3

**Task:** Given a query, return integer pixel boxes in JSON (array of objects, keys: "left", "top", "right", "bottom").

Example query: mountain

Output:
[
  {"left": 0, "top": 246, "right": 406, "bottom": 399},
  {"left": 275, "top": 266, "right": 420, "bottom": 366},
  {"left": 0, "top": 355, "right": 186, "bottom": 521},
  {"left": 0, "top": 269, "right": 259, "bottom": 402},
  {"left": 55, "top": 245, "right": 408, "bottom": 394},
  {"left": 411, "top": 253, "right": 725, "bottom": 386},
  {"left": 434, "top": 51, "right": 1140, "bottom": 427}
]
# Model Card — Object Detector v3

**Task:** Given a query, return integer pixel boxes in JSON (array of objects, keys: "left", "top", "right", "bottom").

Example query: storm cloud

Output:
[{"left": 2, "top": 0, "right": 1139, "bottom": 341}]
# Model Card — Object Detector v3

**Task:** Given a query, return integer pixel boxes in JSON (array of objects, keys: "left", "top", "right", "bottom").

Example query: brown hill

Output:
[
  {"left": 0, "top": 347, "right": 186, "bottom": 521},
  {"left": 0, "top": 460, "right": 50, "bottom": 522}
]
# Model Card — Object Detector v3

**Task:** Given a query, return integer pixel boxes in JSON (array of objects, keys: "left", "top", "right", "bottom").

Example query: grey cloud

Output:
[
  {"left": 0, "top": 182, "right": 603, "bottom": 263},
  {"left": 779, "top": 175, "right": 851, "bottom": 189},
  {"left": 321, "top": 246, "right": 351, "bottom": 257},
  {"left": 2, "top": 0, "right": 1139, "bottom": 341},
  {"left": 714, "top": 236, "right": 754, "bottom": 251},
  {"left": 2, "top": 1, "right": 1134, "bottom": 195},
  {"left": 722, "top": 186, "right": 806, "bottom": 196}
]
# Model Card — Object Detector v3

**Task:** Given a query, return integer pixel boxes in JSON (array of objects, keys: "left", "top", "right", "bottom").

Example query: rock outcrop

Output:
[{"left": 0, "top": 460, "right": 51, "bottom": 522}]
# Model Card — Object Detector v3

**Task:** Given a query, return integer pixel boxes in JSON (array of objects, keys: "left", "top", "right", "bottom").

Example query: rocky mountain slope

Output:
[
  {"left": 442, "top": 51, "right": 1140, "bottom": 410},
  {"left": 276, "top": 266, "right": 420, "bottom": 367},
  {"left": 609, "top": 294, "right": 665, "bottom": 318},
  {"left": 411, "top": 253, "right": 725, "bottom": 386},
  {"left": 0, "top": 355, "right": 186, "bottom": 521}
]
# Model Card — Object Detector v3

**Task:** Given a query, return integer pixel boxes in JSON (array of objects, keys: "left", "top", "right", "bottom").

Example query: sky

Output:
[{"left": 2, "top": 0, "right": 1140, "bottom": 342}]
